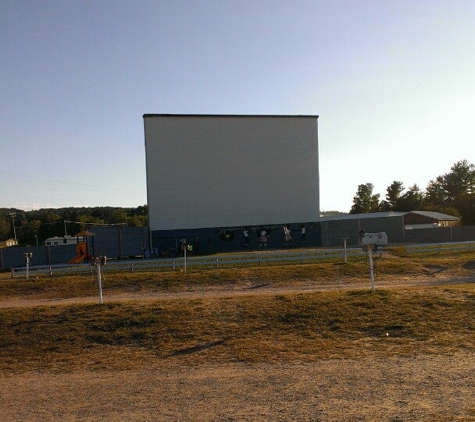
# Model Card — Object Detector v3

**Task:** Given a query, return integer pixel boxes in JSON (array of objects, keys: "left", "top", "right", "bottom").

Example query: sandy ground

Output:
[
  {"left": 1, "top": 352, "right": 475, "bottom": 421},
  {"left": 1, "top": 273, "right": 473, "bottom": 310},
  {"left": 1, "top": 274, "right": 475, "bottom": 421}
]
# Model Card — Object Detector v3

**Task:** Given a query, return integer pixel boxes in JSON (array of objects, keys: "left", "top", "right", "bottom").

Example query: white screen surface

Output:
[{"left": 144, "top": 115, "right": 319, "bottom": 231}]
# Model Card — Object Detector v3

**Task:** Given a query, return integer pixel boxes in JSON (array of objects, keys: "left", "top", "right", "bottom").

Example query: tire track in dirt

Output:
[{"left": 1, "top": 275, "right": 473, "bottom": 309}]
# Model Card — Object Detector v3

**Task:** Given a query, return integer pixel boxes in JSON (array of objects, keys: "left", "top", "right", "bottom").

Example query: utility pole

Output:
[{"left": 9, "top": 212, "right": 17, "bottom": 242}]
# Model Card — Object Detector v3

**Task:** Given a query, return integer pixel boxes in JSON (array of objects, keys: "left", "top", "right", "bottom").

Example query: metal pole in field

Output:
[
  {"left": 24, "top": 252, "right": 32, "bottom": 280},
  {"left": 342, "top": 237, "right": 349, "bottom": 263},
  {"left": 26, "top": 255, "right": 30, "bottom": 280},
  {"left": 97, "top": 261, "right": 103, "bottom": 304},
  {"left": 10, "top": 212, "right": 17, "bottom": 242},
  {"left": 184, "top": 245, "right": 187, "bottom": 272},
  {"left": 368, "top": 245, "right": 375, "bottom": 292}
]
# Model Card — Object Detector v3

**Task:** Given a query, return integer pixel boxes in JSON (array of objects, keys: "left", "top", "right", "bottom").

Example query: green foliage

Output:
[
  {"left": 0, "top": 216, "right": 11, "bottom": 240},
  {"left": 350, "top": 183, "right": 380, "bottom": 214},
  {"left": 422, "top": 160, "right": 475, "bottom": 223},
  {"left": 0, "top": 205, "right": 148, "bottom": 245},
  {"left": 381, "top": 181, "right": 404, "bottom": 211},
  {"left": 351, "top": 160, "right": 475, "bottom": 224},
  {"left": 396, "top": 184, "right": 424, "bottom": 211}
]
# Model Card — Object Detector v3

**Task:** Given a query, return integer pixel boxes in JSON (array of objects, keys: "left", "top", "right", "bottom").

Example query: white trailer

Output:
[{"left": 44, "top": 235, "right": 84, "bottom": 246}]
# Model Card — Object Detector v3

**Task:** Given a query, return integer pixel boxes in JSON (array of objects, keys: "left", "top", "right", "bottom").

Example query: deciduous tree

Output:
[
  {"left": 424, "top": 160, "right": 475, "bottom": 223},
  {"left": 350, "top": 183, "right": 380, "bottom": 214}
]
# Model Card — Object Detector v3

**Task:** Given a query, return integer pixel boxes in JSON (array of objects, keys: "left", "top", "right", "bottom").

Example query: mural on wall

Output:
[
  {"left": 219, "top": 229, "right": 235, "bottom": 241},
  {"left": 300, "top": 224, "right": 307, "bottom": 244},
  {"left": 258, "top": 229, "right": 268, "bottom": 247},
  {"left": 211, "top": 224, "right": 313, "bottom": 249},
  {"left": 283, "top": 225, "right": 292, "bottom": 246},
  {"left": 243, "top": 229, "right": 250, "bottom": 247}
]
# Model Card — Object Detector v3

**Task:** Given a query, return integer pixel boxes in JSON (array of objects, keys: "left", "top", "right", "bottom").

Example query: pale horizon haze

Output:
[{"left": 1, "top": 1, "right": 474, "bottom": 213}]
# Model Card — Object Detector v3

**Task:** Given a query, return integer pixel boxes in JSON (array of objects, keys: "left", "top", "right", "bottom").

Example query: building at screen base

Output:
[
  {"left": 0, "top": 238, "right": 18, "bottom": 248},
  {"left": 143, "top": 114, "right": 320, "bottom": 255},
  {"left": 318, "top": 210, "right": 461, "bottom": 247}
]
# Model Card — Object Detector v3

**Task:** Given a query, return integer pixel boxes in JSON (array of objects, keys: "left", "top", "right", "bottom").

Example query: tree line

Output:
[
  {"left": 0, "top": 206, "right": 148, "bottom": 246},
  {"left": 3, "top": 160, "right": 475, "bottom": 246},
  {"left": 350, "top": 160, "right": 475, "bottom": 225}
]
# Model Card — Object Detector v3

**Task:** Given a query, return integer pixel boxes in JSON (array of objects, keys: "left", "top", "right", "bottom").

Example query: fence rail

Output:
[
  {"left": 13, "top": 240, "right": 474, "bottom": 277},
  {"left": 11, "top": 247, "right": 366, "bottom": 277},
  {"left": 405, "top": 241, "right": 475, "bottom": 255}
]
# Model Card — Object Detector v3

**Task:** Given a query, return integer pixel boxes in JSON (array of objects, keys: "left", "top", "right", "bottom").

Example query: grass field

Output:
[
  {"left": 1, "top": 249, "right": 475, "bottom": 373},
  {"left": 2, "top": 250, "right": 475, "bottom": 420}
]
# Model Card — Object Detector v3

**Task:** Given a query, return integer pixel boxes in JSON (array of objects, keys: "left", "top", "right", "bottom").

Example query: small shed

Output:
[
  {"left": 403, "top": 211, "right": 460, "bottom": 229},
  {"left": 0, "top": 238, "right": 18, "bottom": 248}
]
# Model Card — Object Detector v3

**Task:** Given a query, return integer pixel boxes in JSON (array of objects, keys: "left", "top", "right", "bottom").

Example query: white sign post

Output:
[
  {"left": 368, "top": 245, "right": 375, "bottom": 293},
  {"left": 95, "top": 256, "right": 107, "bottom": 305},
  {"left": 24, "top": 252, "right": 33, "bottom": 280},
  {"left": 183, "top": 245, "right": 187, "bottom": 272},
  {"left": 180, "top": 239, "right": 187, "bottom": 272},
  {"left": 342, "top": 238, "right": 349, "bottom": 263},
  {"left": 97, "top": 261, "right": 103, "bottom": 305},
  {"left": 361, "top": 233, "right": 388, "bottom": 293}
]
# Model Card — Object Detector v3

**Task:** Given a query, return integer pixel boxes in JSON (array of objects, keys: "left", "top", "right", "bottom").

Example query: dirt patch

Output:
[
  {"left": 2, "top": 273, "right": 472, "bottom": 309},
  {"left": 423, "top": 264, "right": 448, "bottom": 274},
  {"left": 2, "top": 271, "right": 475, "bottom": 420},
  {"left": 1, "top": 352, "right": 474, "bottom": 421}
]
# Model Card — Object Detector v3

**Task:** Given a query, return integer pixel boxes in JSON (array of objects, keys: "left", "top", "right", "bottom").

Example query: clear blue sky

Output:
[{"left": 2, "top": 0, "right": 474, "bottom": 212}]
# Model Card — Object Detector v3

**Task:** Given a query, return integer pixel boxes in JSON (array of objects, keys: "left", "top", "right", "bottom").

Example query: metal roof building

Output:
[{"left": 319, "top": 211, "right": 460, "bottom": 246}]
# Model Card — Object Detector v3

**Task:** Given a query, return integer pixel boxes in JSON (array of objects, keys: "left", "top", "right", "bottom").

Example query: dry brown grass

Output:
[
  {"left": 1, "top": 248, "right": 474, "bottom": 299},
  {"left": 1, "top": 280, "right": 475, "bottom": 373},
  {"left": 2, "top": 250, "right": 475, "bottom": 421},
  {"left": 1, "top": 250, "right": 475, "bottom": 373}
]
